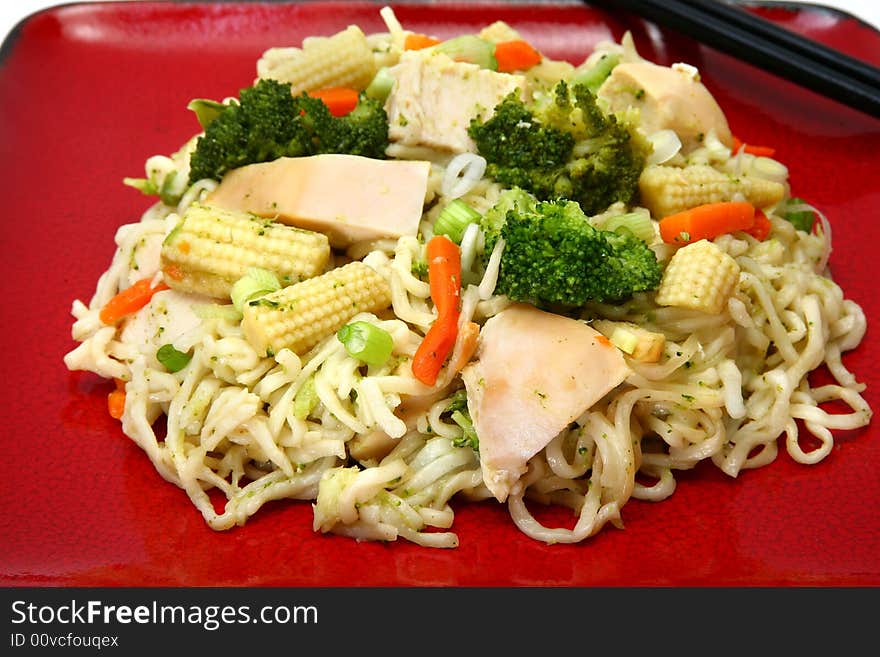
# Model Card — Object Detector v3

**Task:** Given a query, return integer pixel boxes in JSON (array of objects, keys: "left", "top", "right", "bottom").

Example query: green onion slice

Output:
[
  {"left": 156, "top": 343, "right": 192, "bottom": 372},
  {"left": 231, "top": 267, "right": 281, "bottom": 313},
  {"left": 783, "top": 197, "right": 816, "bottom": 233},
  {"left": 336, "top": 321, "right": 394, "bottom": 366},
  {"left": 187, "top": 98, "right": 229, "bottom": 129},
  {"left": 122, "top": 177, "right": 158, "bottom": 197}
]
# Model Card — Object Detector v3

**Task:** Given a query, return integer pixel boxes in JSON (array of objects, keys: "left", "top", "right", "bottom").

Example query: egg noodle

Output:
[{"left": 64, "top": 9, "right": 871, "bottom": 547}]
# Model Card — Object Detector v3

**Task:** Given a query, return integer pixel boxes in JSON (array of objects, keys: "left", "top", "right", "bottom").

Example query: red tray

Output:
[{"left": 1, "top": 1, "right": 878, "bottom": 587}]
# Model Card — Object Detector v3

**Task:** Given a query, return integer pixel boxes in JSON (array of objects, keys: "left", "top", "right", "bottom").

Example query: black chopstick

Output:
[
  {"left": 690, "top": 0, "right": 880, "bottom": 88},
  {"left": 588, "top": 0, "right": 880, "bottom": 119}
]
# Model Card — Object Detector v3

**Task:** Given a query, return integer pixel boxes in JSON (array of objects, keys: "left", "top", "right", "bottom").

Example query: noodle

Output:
[{"left": 63, "top": 9, "right": 871, "bottom": 548}]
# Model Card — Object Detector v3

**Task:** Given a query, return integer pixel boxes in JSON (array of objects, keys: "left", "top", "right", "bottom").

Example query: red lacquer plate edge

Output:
[{"left": 0, "top": 1, "right": 878, "bottom": 587}]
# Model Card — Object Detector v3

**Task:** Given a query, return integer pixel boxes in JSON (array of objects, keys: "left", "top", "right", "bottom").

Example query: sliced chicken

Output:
[
  {"left": 597, "top": 61, "right": 732, "bottom": 152},
  {"left": 461, "top": 303, "right": 630, "bottom": 501},
  {"left": 119, "top": 288, "right": 205, "bottom": 368},
  {"left": 205, "top": 154, "right": 431, "bottom": 248},
  {"left": 385, "top": 50, "right": 527, "bottom": 153}
]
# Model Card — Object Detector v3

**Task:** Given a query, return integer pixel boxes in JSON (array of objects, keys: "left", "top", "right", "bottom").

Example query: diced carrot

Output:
[
  {"left": 404, "top": 33, "right": 441, "bottom": 50},
  {"left": 306, "top": 87, "right": 360, "bottom": 117},
  {"left": 107, "top": 378, "right": 126, "bottom": 420},
  {"left": 493, "top": 39, "right": 543, "bottom": 72},
  {"left": 744, "top": 209, "right": 772, "bottom": 241},
  {"left": 732, "top": 135, "right": 776, "bottom": 157},
  {"left": 659, "top": 201, "right": 756, "bottom": 244},
  {"left": 99, "top": 277, "right": 169, "bottom": 325}
]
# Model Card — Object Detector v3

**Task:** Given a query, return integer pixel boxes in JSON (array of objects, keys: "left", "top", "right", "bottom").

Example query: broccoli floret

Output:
[
  {"left": 188, "top": 79, "right": 388, "bottom": 183},
  {"left": 468, "top": 92, "right": 574, "bottom": 171},
  {"left": 308, "top": 93, "right": 390, "bottom": 159},
  {"left": 468, "top": 91, "right": 573, "bottom": 204},
  {"left": 530, "top": 79, "right": 581, "bottom": 135},
  {"left": 484, "top": 189, "right": 661, "bottom": 307},
  {"left": 468, "top": 81, "right": 649, "bottom": 215},
  {"left": 563, "top": 84, "right": 648, "bottom": 215},
  {"left": 481, "top": 186, "right": 534, "bottom": 249},
  {"left": 445, "top": 389, "right": 479, "bottom": 451}
]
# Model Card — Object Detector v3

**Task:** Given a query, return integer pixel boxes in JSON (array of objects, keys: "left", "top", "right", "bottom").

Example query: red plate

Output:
[{"left": 1, "top": 1, "right": 878, "bottom": 587}]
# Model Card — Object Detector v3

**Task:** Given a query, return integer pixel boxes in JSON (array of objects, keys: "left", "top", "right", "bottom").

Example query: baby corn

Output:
[
  {"left": 160, "top": 204, "right": 330, "bottom": 300},
  {"left": 639, "top": 164, "right": 785, "bottom": 218},
  {"left": 241, "top": 261, "right": 392, "bottom": 357},
  {"left": 256, "top": 25, "right": 377, "bottom": 95},
  {"left": 655, "top": 239, "right": 740, "bottom": 314}
]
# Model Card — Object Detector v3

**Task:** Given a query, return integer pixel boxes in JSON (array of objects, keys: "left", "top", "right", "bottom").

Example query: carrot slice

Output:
[
  {"left": 494, "top": 39, "right": 542, "bottom": 72},
  {"left": 732, "top": 135, "right": 776, "bottom": 157},
  {"left": 411, "top": 235, "right": 463, "bottom": 386},
  {"left": 743, "top": 209, "right": 772, "bottom": 241},
  {"left": 659, "top": 201, "right": 756, "bottom": 244},
  {"left": 99, "top": 277, "right": 169, "bottom": 325},
  {"left": 306, "top": 87, "right": 360, "bottom": 117},
  {"left": 427, "top": 234, "right": 461, "bottom": 318},
  {"left": 404, "top": 33, "right": 441, "bottom": 50},
  {"left": 411, "top": 314, "right": 459, "bottom": 386}
]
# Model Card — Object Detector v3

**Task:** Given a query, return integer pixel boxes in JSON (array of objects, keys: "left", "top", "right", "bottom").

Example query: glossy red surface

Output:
[{"left": 1, "top": 1, "right": 878, "bottom": 587}]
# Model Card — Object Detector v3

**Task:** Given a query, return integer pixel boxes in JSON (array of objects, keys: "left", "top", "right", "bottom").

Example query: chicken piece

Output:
[
  {"left": 347, "top": 428, "right": 399, "bottom": 465},
  {"left": 119, "top": 289, "right": 204, "bottom": 369},
  {"left": 205, "top": 154, "right": 431, "bottom": 248},
  {"left": 385, "top": 50, "right": 527, "bottom": 153},
  {"left": 461, "top": 303, "right": 630, "bottom": 501},
  {"left": 597, "top": 61, "right": 732, "bottom": 152}
]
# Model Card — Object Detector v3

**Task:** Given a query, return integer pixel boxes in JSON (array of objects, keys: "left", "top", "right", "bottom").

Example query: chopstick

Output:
[
  {"left": 588, "top": 0, "right": 880, "bottom": 118},
  {"left": 687, "top": 0, "right": 880, "bottom": 87}
]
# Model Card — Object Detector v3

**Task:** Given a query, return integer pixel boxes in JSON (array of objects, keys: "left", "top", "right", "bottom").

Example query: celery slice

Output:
[
  {"left": 435, "top": 36, "right": 497, "bottom": 70},
  {"left": 603, "top": 211, "right": 655, "bottom": 243},
  {"left": 435, "top": 199, "right": 482, "bottom": 244}
]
